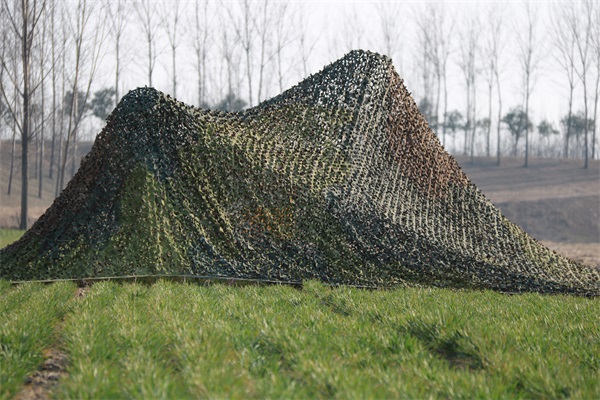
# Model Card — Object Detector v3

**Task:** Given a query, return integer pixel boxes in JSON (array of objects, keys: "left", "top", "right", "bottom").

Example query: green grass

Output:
[
  {"left": 0, "top": 279, "right": 598, "bottom": 399},
  {"left": 0, "top": 229, "right": 24, "bottom": 248},
  {"left": 0, "top": 281, "right": 75, "bottom": 399}
]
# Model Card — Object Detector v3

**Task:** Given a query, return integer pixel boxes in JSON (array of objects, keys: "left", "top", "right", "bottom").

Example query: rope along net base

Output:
[{"left": 1, "top": 50, "right": 598, "bottom": 296}]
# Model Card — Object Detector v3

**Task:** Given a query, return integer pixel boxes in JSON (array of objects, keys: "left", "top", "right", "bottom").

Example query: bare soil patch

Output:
[
  {"left": 14, "top": 348, "right": 68, "bottom": 400},
  {"left": 458, "top": 156, "right": 599, "bottom": 267}
]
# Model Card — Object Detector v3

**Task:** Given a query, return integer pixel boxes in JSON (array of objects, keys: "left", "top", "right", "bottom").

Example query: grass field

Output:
[
  {"left": 1, "top": 161, "right": 599, "bottom": 399},
  {"left": 0, "top": 279, "right": 598, "bottom": 399},
  {"left": 0, "top": 229, "right": 23, "bottom": 248}
]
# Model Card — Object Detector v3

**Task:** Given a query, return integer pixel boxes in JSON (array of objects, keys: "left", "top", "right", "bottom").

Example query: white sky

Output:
[{"left": 89, "top": 0, "right": 595, "bottom": 155}]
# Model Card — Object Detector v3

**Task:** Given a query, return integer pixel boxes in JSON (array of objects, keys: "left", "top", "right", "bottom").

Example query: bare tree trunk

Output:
[
  {"left": 495, "top": 68, "right": 502, "bottom": 165},
  {"left": 55, "top": 20, "right": 66, "bottom": 197},
  {"left": 243, "top": 0, "right": 252, "bottom": 106},
  {"left": 134, "top": 0, "right": 157, "bottom": 87},
  {"left": 256, "top": 0, "right": 270, "bottom": 103},
  {"left": 516, "top": 3, "right": 540, "bottom": 168},
  {"left": 273, "top": 2, "right": 291, "bottom": 94},
  {"left": 49, "top": 0, "right": 56, "bottom": 179},
  {"left": 38, "top": 7, "right": 47, "bottom": 198},
  {"left": 486, "top": 67, "right": 493, "bottom": 157},
  {"left": 192, "top": 0, "right": 210, "bottom": 106},
  {"left": 105, "top": 0, "right": 128, "bottom": 103},
  {"left": 470, "top": 77, "right": 477, "bottom": 163},
  {"left": 38, "top": 67, "right": 44, "bottom": 198},
  {"left": 524, "top": 75, "right": 530, "bottom": 167},
  {"left": 162, "top": 0, "right": 181, "bottom": 98},
  {"left": 592, "top": 5, "right": 600, "bottom": 160},
  {"left": 7, "top": 120, "right": 16, "bottom": 195},
  {"left": 70, "top": 125, "right": 77, "bottom": 178},
  {"left": 463, "top": 82, "right": 470, "bottom": 156},
  {"left": 442, "top": 71, "right": 448, "bottom": 147},
  {"left": 565, "top": 85, "right": 574, "bottom": 158},
  {"left": 458, "top": 16, "right": 478, "bottom": 157},
  {"left": 593, "top": 67, "right": 599, "bottom": 159},
  {"left": 59, "top": 0, "right": 103, "bottom": 188}
]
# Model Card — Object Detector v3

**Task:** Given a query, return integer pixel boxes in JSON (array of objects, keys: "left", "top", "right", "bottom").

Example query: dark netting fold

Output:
[{"left": 1, "top": 50, "right": 598, "bottom": 295}]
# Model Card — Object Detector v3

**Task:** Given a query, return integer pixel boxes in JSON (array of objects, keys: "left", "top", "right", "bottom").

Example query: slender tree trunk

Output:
[
  {"left": 583, "top": 81, "right": 589, "bottom": 168},
  {"left": 7, "top": 125, "right": 16, "bottom": 195},
  {"left": 71, "top": 126, "right": 77, "bottom": 178},
  {"left": 172, "top": 43, "right": 176, "bottom": 98},
  {"left": 55, "top": 29, "right": 66, "bottom": 197},
  {"left": 464, "top": 81, "right": 470, "bottom": 156},
  {"left": 470, "top": 78, "right": 477, "bottom": 163},
  {"left": 49, "top": 6, "right": 56, "bottom": 179},
  {"left": 257, "top": 0, "right": 268, "bottom": 104},
  {"left": 442, "top": 71, "right": 448, "bottom": 147},
  {"left": 524, "top": 74, "right": 530, "bottom": 167},
  {"left": 38, "top": 13, "right": 46, "bottom": 198},
  {"left": 20, "top": 0, "right": 31, "bottom": 230},
  {"left": 34, "top": 120, "right": 39, "bottom": 180},
  {"left": 148, "top": 34, "right": 153, "bottom": 86},
  {"left": 565, "top": 84, "right": 573, "bottom": 158},
  {"left": 593, "top": 71, "right": 599, "bottom": 159},
  {"left": 496, "top": 85, "right": 502, "bottom": 166},
  {"left": 38, "top": 73, "right": 45, "bottom": 198},
  {"left": 487, "top": 72, "right": 493, "bottom": 157},
  {"left": 115, "top": 37, "right": 120, "bottom": 103}
]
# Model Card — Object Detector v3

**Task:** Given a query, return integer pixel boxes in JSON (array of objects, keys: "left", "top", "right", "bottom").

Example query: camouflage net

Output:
[{"left": 1, "top": 50, "right": 598, "bottom": 295}]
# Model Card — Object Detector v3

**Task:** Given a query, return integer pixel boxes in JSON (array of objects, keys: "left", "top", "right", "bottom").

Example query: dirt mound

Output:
[{"left": 1, "top": 50, "right": 598, "bottom": 295}]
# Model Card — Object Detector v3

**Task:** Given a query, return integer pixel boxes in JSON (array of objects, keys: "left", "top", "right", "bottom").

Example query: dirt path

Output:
[{"left": 14, "top": 283, "right": 91, "bottom": 400}]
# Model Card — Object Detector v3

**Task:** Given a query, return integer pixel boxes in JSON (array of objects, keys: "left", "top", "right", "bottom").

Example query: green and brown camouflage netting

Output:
[{"left": 1, "top": 50, "right": 599, "bottom": 295}]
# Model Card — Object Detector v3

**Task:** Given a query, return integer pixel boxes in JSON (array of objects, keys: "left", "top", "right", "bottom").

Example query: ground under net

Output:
[{"left": 1, "top": 50, "right": 598, "bottom": 296}]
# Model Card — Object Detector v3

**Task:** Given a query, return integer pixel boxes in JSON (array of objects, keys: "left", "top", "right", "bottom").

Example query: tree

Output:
[
  {"left": 0, "top": 0, "right": 47, "bottom": 229},
  {"left": 475, "top": 117, "right": 490, "bottom": 161},
  {"left": 271, "top": 1, "right": 293, "bottom": 95},
  {"left": 570, "top": 0, "right": 594, "bottom": 168},
  {"left": 590, "top": 2, "right": 600, "bottom": 159},
  {"left": 560, "top": 112, "right": 594, "bottom": 157},
  {"left": 418, "top": 97, "right": 435, "bottom": 128},
  {"left": 217, "top": 14, "right": 242, "bottom": 108},
  {"left": 297, "top": 6, "right": 317, "bottom": 79},
  {"left": 375, "top": 2, "right": 402, "bottom": 72},
  {"left": 457, "top": 14, "right": 479, "bottom": 157},
  {"left": 58, "top": 0, "right": 105, "bottom": 192},
  {"left": 486, "top": 6, "right": 506, "bottom": 166},
  {"left": 537, "top": 119, "right": 559, "bottom": 157},
  {"left": 48, "top": 0, "right": 58, "bottom": 180},
  {"left": 418, "top": 4, "right": 453, "bottom": 141},
  {"left": 161, "top": 0, "right": 183, "bottom": 98},
  {"left": 444, "top": 110, "right": 463, "bottom": 153},
  {"left": 89, "top": 87, "right": 115, "bottom": 120},
  {"left": 537, "top": 120, "right": 559, "bottom": 137},
  {"left": 338, "top": 4, "right": 364, "bottom": 54},
  {"left": 502, "top": 106, "right": 532, "bottom": 157},
  {"left": 214, "top": 92, "right": 246, "bottom": 112},
  {"left": 105, "top": 0, "right": 129, "bottom": 104},
  {"left": 227, "top": 0, "right": 255, "bottom": 107},
  {"left": 134, "top": 0, "right": 159, "bottom": 87},
  {"left": 414, "top": 5, "right": 433, "bottom": 115},
  {"left": 190, "top": 0, "right": 212, "bottom": 107},
  {"left": 515, "top": 3, "right": 541, "bottom": 168},
  {"left": 482, "top": 4, "right": 505, "bottom": 161},
  {"left": 254, "top": 0, "right": 272, "bottom": 104},
  {"left": 550, "top": 2, "right": 578, "bottom": 160}
]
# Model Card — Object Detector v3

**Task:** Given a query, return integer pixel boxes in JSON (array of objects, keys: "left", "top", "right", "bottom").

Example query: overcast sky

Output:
[
  {"left": 90, "top": 0, "right": 596, "bottom": 156},
  {"left": 117, "top": 1, "right": 570, "bottom": 116}
]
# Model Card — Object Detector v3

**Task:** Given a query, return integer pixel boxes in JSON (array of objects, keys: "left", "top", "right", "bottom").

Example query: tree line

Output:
[{"left": 0, "top": 0, "right": 599, "bottom": 229}]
